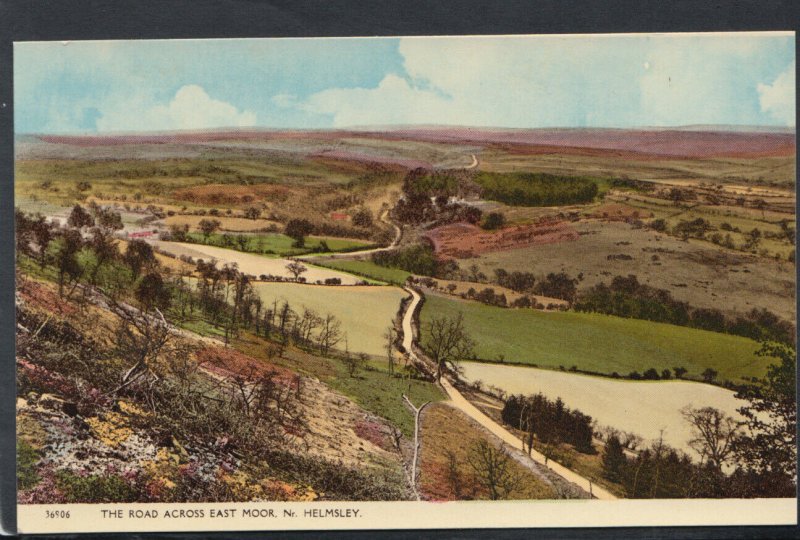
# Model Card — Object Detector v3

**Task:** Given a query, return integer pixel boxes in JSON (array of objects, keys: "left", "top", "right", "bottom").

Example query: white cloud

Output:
[
  {"left": 758, "top": 61, "right": 795, "bottom": 126},
  {"left": 297, "top": 35, "right": 792, "bottom": 128},
  {"left": 96, "top": 84, "right": 256, "bottom": 132}
]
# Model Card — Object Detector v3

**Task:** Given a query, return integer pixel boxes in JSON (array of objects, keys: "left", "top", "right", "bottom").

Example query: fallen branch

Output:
[{"left": 402, "top": 394, "right": 430, "bottom": 501}]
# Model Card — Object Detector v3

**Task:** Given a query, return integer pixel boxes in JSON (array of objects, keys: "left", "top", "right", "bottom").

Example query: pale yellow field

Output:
[
  {"left": 461, "top": 362, "right": 746, "bottom": 459},
  {"left": 161, "top": 214, "right": 281, "bottom": 232},
  {"left": 252, "top": 282, "right": 407, "bottom": 356},
  {"left": 148, "top": 241, "right": 363, "bottom": 284}
]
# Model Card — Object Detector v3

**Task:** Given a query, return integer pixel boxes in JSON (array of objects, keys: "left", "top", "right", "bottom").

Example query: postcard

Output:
[{"left": 13, "top": 33, "right": 796, "bottom": 533}]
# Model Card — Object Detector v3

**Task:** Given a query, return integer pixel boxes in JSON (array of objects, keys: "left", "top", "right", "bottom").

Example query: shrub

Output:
[
  {"left": 56, "top": 470, "right": 141, "bottom": 503},
  {"left": 482, "top": 212, "right": 506, "bottom": 230},
  {"left": 17, "top": 440, "right": 40, "bottom": 491}
]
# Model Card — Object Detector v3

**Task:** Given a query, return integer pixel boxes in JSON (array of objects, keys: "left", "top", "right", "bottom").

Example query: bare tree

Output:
[
  {"left": 681, "top": 406, "right": 740, "bottom": 470},
  {"left": 424, "top": 312, "right": 475, "bottom": 382},
  {"left": 286, "top": 260, "right": 307, "bottom": 281},
  {"left": 467, "top": 440, "right": 520, "bottom": 500},
  {"left": 384, "top": 325, "right": 396, "bottom": 376},
  {"left": 317, "top": 313, "right": 342, "bottom": 355},
  {"left": 444, "top": 449, "right": 464, "bottom": 499}
]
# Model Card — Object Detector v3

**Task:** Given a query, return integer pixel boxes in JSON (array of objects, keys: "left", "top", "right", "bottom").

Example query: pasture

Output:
[
  {"left": 313, "top": 259, "right": 412, "bottom": 285},
  {"left": 420, "top": 293, "right": 769, "bottom": 383},
  {"left": 148, "top": 241, "right": 364, "bottom": 284},
  {"left": 186, "top": 232, "right": 374, "bottom": 257}
]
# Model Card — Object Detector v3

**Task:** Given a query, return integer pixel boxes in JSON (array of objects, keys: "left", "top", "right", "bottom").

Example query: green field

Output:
[
  {"left": 252, "top": 282, "right": 407, "bottom": 356},
  {"left": 186, "top": 232, "right": 374, "bottom": 257},
  {"left": 420, "top": 293, "right": 769, "bottom": 383},
  {"left": 313, "top": 259, "right": 412, "bottom": 285}
]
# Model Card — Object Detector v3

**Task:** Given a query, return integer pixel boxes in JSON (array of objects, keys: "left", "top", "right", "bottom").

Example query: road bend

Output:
[{"left": 400, "top": 286, "right": 617, "bottom": 500}]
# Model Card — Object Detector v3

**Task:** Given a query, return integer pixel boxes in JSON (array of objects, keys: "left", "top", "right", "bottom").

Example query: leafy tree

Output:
[
  {"left": 285, "top": 260, "right": 307, "bottom": 281},
  {"left": 32, "top": 216, "right": 54, "bottom": 268},
  {"left": 55, "top": 228, "right": 84, "bottom": 298},
  {"left": 67, "top": 204, "right": 94, "bottom": 229},
  {"left": 701, "top": 368, "right": 718, "bottom": 383},
  {"left": 672, "top": 366, "right": 688, "bottom": 379},
  {"left": 198, "top": 218, "right": 221, "bottom": 241},
  {"left": 15, "top": 208, "right": 34, "bottom": 255},
  {"left": 169, "top": 223, "right": 189, "bottom": 242},
  {"left": 733, "top": 342, "right": 796, "bottom": 485},
  {"left": 602, "top": 435, "right": 626, "bottom": 482},
  {"left": 285, "top": 218, "right": 314, "bottom": 247},
  {"left": 482, "top": 212, "right": 506, "bottom": 230},
  {"left": 643, "top": 368, "right": 660, "bottom": 380},
  {"left": 424, "top": 312, "right": 475, "bottom": 382},
  {"left": 533, "top": 272, "right": 578, "bottom": 303},
  {"left": 462, "top": 206, "right": 482, "bottom": 224},
  {"left": 135, "top": 272, "right": 172, "bottom": 312},
  {"left": 245, "top": 206, "right": 262, "bottom": 220},
  {"left": 123, "top": 239, "right": 156, "bottom": 280},
  {"left": 351, "top": 207, "right": 373, "bottom": 228}
]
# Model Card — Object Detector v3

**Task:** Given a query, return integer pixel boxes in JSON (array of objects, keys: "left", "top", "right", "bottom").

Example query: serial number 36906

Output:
[{"left": 45, "top": 510, "right": 71, "bottom": 519}]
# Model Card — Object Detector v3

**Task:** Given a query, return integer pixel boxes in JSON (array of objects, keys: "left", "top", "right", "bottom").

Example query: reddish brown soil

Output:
[
  {"left": 18, "top": 279, "right": 78, "bottom": 316},
  {"left": 196, "top": 345, "right": 296, "bottom": 384},
  {"left": 588, "top": 203, "right": 653, "bottom": 221},
  {"left": 424, "top": 220, "right": 578, "bottom": 259}
]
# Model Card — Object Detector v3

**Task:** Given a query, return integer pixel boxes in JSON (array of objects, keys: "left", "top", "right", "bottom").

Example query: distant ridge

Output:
[{"left": 18, "top": 124, "right": 795, "bottom": 160}]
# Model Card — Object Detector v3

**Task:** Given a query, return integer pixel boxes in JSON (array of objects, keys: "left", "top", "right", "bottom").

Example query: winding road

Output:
[
  {"left": 296, "top": 208, "right": 402, "bottom": 261},
  {"left": 400, "top": 286, "right": 617, "bottom": 500}
]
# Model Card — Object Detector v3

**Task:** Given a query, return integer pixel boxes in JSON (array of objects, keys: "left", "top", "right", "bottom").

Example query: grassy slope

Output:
[
  {"left": 420, "top": 293, "right": 767, "bottom": 383},
  {"left": 234, "top": 335, "right": 444, "bottom": 437},
  {"left": 313, "top": 259, "right": 412, "bottom": 285}
]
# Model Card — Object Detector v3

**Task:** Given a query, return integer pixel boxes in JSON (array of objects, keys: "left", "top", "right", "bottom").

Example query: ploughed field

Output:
[
  {"left": 148, "top": 241, "right": 364, "bottom": 284},
  {"left": 421, "top": 294, "right": 769, "bottom": 384},
  {"left": 251, "top": 282, "right": 408, "bottom": 356},
  {"left": 460, "top": 362, "right": 745, "bottom": 460}
]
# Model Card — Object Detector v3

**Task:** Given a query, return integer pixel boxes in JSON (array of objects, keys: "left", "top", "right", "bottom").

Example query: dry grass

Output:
[
  {"left": 419, "top": 403, "right": 556, "bottom": 501},
  {"left": 161, "top": 215, "right": 281, "bottom": 232},
  {"left": 473, "top": 220, "right": 796, "bottom": 322}
]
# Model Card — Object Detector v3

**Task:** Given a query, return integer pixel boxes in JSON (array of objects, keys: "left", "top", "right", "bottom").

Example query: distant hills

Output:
[{"left": 16, "top": 125, "right": 796, "bottom": 161}]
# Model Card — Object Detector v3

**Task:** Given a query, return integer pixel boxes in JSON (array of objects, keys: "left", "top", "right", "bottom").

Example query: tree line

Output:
[
  {"left": 501, "top": 393, "right": 595, "bottom": 456},
  {"left": 602, "top": 344, "right": 795, "bottom": 498},
  {"left": 473, "top": 172, "right": 599, "bottom": 207},
  {"left": 574, "top": 274, "right": 795, "bottom": 346}
]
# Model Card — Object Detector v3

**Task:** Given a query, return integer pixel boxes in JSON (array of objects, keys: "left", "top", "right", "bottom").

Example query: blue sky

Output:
[{"left": 13, "top": 33, "right": 795, "bottom": 133}]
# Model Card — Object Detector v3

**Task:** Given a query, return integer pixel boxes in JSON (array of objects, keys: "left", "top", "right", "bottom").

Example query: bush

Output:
[
  {"left": 17, "top": 440, "right": 40, "bottom": 491},
  {"left": 482, "top": 212, "right": 506, "bottom": 230},
  {"left": 372, "top": 243, "right": 439, "bottom": 277},
  {"left": 56, "top": 470, "right": 141, "bottom": 503}
]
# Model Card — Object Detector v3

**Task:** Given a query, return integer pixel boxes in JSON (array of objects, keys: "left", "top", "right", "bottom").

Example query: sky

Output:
[{"left": 13, "top": 33, "right": 796, "bottom": 134}]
